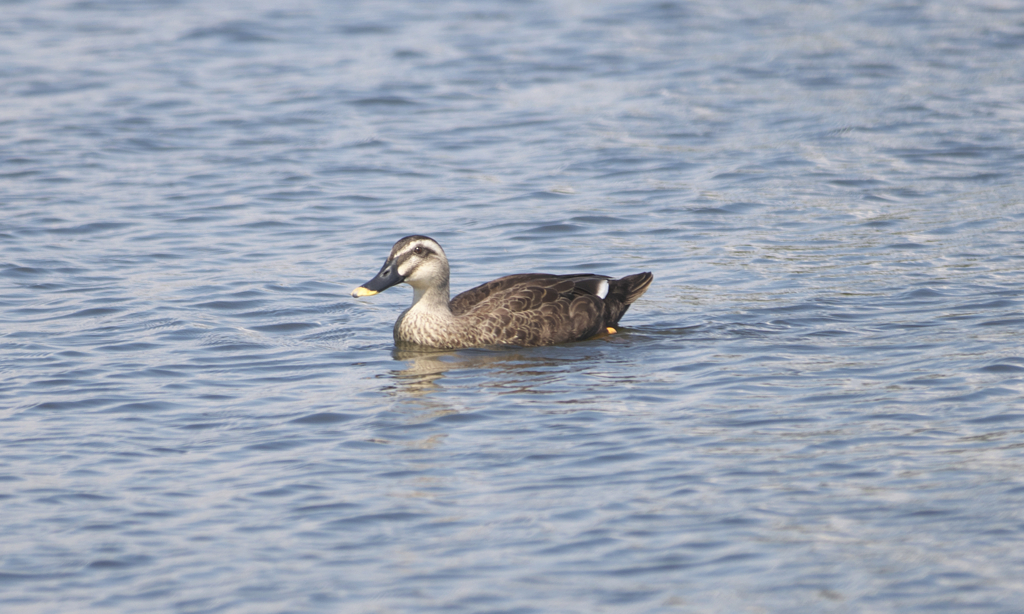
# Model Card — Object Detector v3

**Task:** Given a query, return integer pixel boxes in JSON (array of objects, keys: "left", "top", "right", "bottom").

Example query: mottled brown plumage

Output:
[{"left": 351, "top": 236, "right": 653, "bottom": 349}]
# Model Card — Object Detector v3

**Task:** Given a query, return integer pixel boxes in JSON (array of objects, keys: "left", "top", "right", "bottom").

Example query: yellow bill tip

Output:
[
  {"left": 606, "top": 327, "right": 617, "bottom": 334},
  {"left": 351, "top": 286, "right": 379, "bottom": 298}
]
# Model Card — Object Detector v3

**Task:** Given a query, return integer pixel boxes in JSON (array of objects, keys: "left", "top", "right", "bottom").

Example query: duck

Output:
[{"left": 351, "top": 235, "right": 653, "bottom": 349}]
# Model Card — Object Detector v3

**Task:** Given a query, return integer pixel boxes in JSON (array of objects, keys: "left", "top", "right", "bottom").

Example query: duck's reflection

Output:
[
  {"left": 385, "top": 341, "right": 616, "bottom": 400},
  {"left": 370, "top": 337, "right": 645, "bottom": 452}
]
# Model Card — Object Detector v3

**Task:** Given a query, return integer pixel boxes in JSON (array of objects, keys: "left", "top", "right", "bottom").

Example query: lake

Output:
[{"left": 3, "top": 0, "right": 1024, "bottom": 612}]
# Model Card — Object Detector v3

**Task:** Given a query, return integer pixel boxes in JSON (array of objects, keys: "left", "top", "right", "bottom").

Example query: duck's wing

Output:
[
  {"left": 449, "top": 273, "right": 610, "bottom": 315},
  {"left": 450, "top": 274, "right": 613, "bottom": 346}
]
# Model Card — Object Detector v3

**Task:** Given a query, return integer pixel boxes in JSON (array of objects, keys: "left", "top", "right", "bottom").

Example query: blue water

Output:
[{"left": 3, "top": 1, "right": 1024, "bottom": 612}]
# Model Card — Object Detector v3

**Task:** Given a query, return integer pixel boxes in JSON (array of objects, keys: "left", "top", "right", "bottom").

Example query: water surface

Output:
[{"left": 3, "top": 0, "right": 1024, "bottom": 612}]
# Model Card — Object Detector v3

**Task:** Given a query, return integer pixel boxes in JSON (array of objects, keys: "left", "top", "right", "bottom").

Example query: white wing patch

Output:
[{"left": 596, "top": 279, "right": 609, "bottom": 299}]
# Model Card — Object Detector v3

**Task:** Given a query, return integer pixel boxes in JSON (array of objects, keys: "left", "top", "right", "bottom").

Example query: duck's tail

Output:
[{"left": 604, "top": 272, "right": 653, "bottom": 327}]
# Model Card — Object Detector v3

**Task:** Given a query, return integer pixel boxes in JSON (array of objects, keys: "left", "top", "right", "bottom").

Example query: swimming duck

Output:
[{"left": 351, "top": 235, "right": 653, "bottom": 349}]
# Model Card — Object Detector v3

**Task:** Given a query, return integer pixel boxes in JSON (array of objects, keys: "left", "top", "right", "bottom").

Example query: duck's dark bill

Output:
[{"left": 351, "top": 262, "right": 404, "bottom": 297}]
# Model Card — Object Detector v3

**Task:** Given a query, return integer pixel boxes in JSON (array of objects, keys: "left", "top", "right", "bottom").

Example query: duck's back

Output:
[{"left": 447, "top": 272, "right": 652, "bottom": 347}]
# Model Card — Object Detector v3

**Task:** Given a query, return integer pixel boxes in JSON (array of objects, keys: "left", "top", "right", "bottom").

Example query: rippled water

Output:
[{"left": 3, "top": 0, "right": 1024, "bottom": 612}]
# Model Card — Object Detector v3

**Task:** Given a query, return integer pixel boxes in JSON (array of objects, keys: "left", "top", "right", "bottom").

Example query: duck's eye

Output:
[{"left": 413, "top": 246, "right": 424, "bottom": 255}]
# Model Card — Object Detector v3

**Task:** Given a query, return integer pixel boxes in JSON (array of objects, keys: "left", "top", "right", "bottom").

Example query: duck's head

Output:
[{"left": 351, "top": 235, "right": 450, "bottom": 298}]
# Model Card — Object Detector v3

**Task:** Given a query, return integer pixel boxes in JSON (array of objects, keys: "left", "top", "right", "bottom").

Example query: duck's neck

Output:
[
  {"left": 396, "top": 277, "right": 457, "bottom": 348},
  {"left": 410, "top": 280, "right": 451, "bottom": 312}
]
